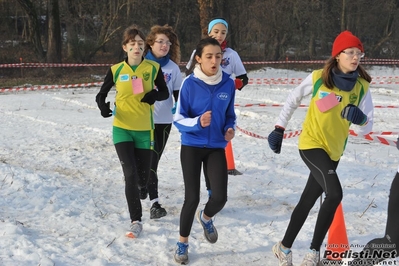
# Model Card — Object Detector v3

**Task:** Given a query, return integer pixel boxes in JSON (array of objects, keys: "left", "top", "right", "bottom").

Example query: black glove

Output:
[
  {"left": 341, "top": 104, "right": 367, "bottom": 125},
  {"left": 268, "top": 127, "right": 284, "bottom": 154},
  {"left": 141, "top": 90, "right": 158, "bottom": 105},
  {"left": 396, "top": 137, "right": 399, "bottom": 150},
  {"left": 235, "top": 74, "right": 248, "bottom": 91},
  {"left": 99, "top": 101, "right": 112, "bottom": 118}
]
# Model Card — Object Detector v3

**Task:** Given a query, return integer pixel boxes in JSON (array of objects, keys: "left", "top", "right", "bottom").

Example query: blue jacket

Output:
[{"left": 173, "top": 71, "right": 236, "bottom": 148}]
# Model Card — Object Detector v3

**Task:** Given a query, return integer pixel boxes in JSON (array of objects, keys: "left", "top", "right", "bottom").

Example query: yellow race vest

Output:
[
  {"left": 111, "top": 59, "right": 160, "bottom": 131},
  {"left": 298, "top": 69, "right": 369, "bottom": 161}
]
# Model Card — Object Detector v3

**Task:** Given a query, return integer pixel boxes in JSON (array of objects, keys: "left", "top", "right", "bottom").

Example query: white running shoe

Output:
[
  {"left": 300, "top": 249, "right": 320, "bottom": 266},
  {"left": 125, "top": 221, "right": 143, "bottom": 238},
  {"left": 272, "top": 242, "right": 293, "bottom": 266}
]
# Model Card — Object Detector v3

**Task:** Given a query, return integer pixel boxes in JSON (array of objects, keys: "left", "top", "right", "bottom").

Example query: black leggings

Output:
[
  {"left": 282, "top": 149, "right": 342, "bottom": 251},
  {"left": 114, "top": 142, "right": 152, "bottom": 222},
  {"left": 351, "top": 171, "right": 399, "bottom": 265},
  {"left": 148, "top": 124, "right": 172, "bottom": 201},
  {"left": 179, "top": 145, "right": 228, "bottom": 238}
]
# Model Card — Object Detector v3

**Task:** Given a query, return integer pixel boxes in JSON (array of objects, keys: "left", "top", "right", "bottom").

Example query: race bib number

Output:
[
  {"left": 315, "top": 92, "right": 339, "bottom": 112},
  {"left": 132, "top": 77, "right": 144, "bottom": 94}
]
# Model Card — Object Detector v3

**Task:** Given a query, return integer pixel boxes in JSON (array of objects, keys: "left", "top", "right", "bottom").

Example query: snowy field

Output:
[{"left": 0, "top": 66, "right": 398, "bottom": 265}]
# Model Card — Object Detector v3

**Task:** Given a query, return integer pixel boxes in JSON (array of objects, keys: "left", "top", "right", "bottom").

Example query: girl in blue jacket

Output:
[{"left": 173, "top": 37, "right": 236, "bottom": 264}]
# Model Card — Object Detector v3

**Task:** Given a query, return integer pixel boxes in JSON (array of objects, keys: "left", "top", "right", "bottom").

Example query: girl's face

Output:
[
  {"left": 195, "top": 44, "right": 223, "bottom": 76},
  {"left": 123, "top": 35, "right": 145, "bottom": 60},
  {"left": 150, "top": 33, "right": 171, "bottom": 58},
  {"left": 335, "top": 47, "right": 364, "bottom": 73},
  {"left": 208, "top": 23, "right": 227, "bottom": 44}
]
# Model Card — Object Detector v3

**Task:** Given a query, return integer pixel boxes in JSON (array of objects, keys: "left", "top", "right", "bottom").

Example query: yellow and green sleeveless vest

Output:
[
  {"left": 298, "top": 69, "right": 369, "bottom": 161},
  {"left": 111, "top": 59, "right": 160, "bottom": 131}
]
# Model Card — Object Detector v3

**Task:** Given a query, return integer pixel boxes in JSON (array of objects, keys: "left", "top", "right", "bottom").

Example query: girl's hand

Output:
[
  {"left": 225, "top": 128, "right": 235, "bottom": 141},
  {"left": 200, "top": 111, "right": 212, "bottom": 127}
]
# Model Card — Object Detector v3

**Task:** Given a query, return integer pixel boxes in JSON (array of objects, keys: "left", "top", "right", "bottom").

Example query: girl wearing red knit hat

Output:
[{"left": 268, "top": 31, "right": 374, "bottom": 266}]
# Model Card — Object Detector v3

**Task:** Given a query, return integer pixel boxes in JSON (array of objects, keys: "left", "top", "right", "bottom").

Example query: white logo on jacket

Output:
[{"left": 217, "top": 92, "right": 229, "bottom": 100}]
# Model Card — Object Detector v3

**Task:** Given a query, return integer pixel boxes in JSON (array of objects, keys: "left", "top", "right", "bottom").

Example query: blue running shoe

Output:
[
  {"left": 174, "top": 242, "right": 189, "bottom": 265},
  {"left": 196, "top": 210, "right": 218, "bottom": 243}
]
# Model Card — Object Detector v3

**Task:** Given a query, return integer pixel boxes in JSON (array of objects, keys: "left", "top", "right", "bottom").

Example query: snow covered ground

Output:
[{"left": 0, "top": 66, "right": 398, "bottom": 265}]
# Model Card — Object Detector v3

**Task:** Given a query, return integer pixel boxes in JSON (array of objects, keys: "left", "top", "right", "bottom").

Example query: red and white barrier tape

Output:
[
  {"left": 248, "top": 77, "right": 399, "bottom": 85},
  {"left": 2, "top": 59, "right": 399, "bottom": 68},
  {"left": 349, "top": 130, "right": 398, "bottom": 146},
  {"left": 211, "top": 59, "right": 399, "bottom": 65},
  {"left": 353, "top": 131, "right": 399, "bottom": 136},
  {"left": 0, "top": 82, "right": 103, "bottom": 93},
  {"left": 234, "top": 103, "right": 399, "bottom": 109},
  {"left": 235, "top": 125, "right": 269, "bottom": 140},
  {"left": 236, "top": 125, "right": 398, "bottom": 147},
  {"left": 235, "top": 126, "right": 303, "bottom": 140},
  {"left": 3, "top": 75, "right": 399, "bottom": 93},
  {"left": 0, "top": 63, "right": 112, "bottom": 68}
]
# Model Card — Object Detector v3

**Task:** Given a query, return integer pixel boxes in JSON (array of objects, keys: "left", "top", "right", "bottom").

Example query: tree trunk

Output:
[
  {"left": 197, "top": 0, "right": 214, "bottom": 37},
  {"left": 340, "top": 0, "right": 346, "bottom": 31},
  {"left": 65, "top": 0, "right": 79, "bottom": 60},
  {"left": 47, "top": 0, "right": 62, "bottom": 62}
]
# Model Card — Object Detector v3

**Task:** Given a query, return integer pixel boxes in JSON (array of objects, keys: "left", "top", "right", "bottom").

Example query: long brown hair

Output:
[
  {"left": 321, "top": 57, "right": 372, "bottom": 89},
  {"left": 144, "top": 24, "right": 181, "bottom": 64}
]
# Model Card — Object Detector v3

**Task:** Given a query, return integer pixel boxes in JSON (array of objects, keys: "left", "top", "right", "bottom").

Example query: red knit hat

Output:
[{"left": 331, "top": 31, "right": 364, "bottom": 57}]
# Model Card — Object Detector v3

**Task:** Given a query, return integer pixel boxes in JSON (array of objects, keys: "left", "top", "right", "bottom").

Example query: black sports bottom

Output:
[
  {"left": 178, "top": 145, "right": 228, "bottom": 237},
  {"left": 148, "top": 124, "right": 172, "bottom": 201},
  {"left": 282, "top": 148, "right": 342, "bottom": 251},
  {"left": 114, "top": 142, "right": 152, "bottom": 222}
]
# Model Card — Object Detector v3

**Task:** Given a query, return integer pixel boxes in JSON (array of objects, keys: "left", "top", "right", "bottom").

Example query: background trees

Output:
[{"left": 1, "top": 0, "right": 399, "bottom": 64}]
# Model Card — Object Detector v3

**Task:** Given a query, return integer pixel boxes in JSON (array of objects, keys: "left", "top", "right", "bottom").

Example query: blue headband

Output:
[{"left": 207, "top": 19, "right": 228, "bottom": 34}]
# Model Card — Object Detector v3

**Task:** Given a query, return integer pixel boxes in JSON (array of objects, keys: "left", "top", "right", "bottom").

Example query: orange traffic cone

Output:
[
  {"left": 225, "top": 141, "right": 242, "bottom": 175},
  {"left": 324, "top": 203, "right": 349, "bottom": 261}
]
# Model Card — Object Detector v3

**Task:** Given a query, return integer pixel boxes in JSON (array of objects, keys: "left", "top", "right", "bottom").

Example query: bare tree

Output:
[
  {"left": 248, "top": 0, "right": 293, "bottom": 60},
  {"left": 3, "top": 0, "right": 399, "bottom": 64},
  {"left": 63, "top": 0, "right": 79, "bottom": 60},
  {"left": 91, "top": 0, "right": 124, "bottom": 59},
  {"left": 16, "top": 0, "right": 45, "bottom": 60},
  {"left": 372, "top": 1, "right": 398, "bottom": 54}
]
